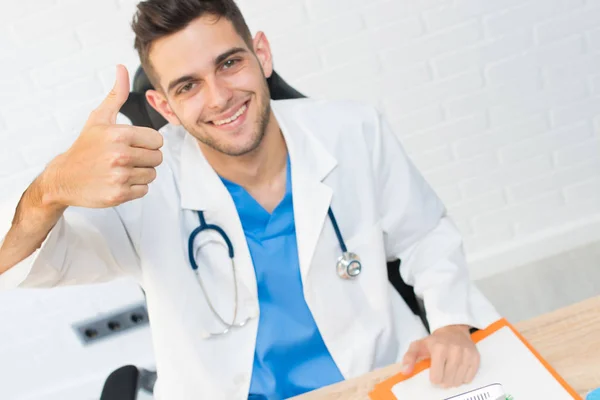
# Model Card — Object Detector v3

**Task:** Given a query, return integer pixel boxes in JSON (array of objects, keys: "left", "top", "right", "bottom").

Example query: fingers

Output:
[
  {"left": 402, "top": 340, "right": 428, "bottom": 375},
  {"left": 129, "top": 184, "right": 150, "bottom": 200},
  {"left": 429, "top": 344, "right": 480, "bottom": 388},
  {"left": 442, "top": 346, "right": 463, "bottom": 387},
  {"left": 127, "top": 148, "right": 163, "bottom": 168},
  {"left": 451, "top": 347, "right": 479, "bottom": 386},
  {"left": 89, "top": 65, "right": 131, "bottom": 126},
  {"left": 126, "top": 126, "right": 164, "bottom": 150},
  {"left": 429, "top": 343, "right": 447, "bottom": 386},
  {"left": 108, "top": 125, "right": 163, "bottom": 150},
  {"left": 128, "top": 168, "right": 157, "bottom": 185},
  {"left": 404, "top": 335, "right": 480, "bottom": 389},
  {"left": 104, "top": 183, "right": 149, "bottom": 206},
  {"left": 453, "top": 362, "right": 471, "bottom": 387},
  {"left": 463, "top": 350, "right": 480, "bottom": 384}
]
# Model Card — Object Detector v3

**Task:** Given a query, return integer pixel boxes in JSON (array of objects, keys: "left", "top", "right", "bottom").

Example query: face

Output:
[{"left": 146, "top": 15, "right": 274, "bottom": 157}]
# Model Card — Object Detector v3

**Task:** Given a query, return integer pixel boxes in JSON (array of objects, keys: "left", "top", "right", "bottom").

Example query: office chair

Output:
[
  {"left": 100, "top": 66, "right": 428, "bottom": 400},
  {"left": 100, "top": 365, "right": 156, "bottom": 400}
]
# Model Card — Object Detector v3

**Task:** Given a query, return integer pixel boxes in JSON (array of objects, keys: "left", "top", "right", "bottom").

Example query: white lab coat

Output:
[{"left": 0, "top": 98, "right": 500, "bottom": 399}]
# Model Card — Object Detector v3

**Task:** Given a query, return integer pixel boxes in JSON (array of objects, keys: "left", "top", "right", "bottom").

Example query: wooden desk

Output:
[{"left": 293, "top": 296, "right": 600, "bottom": 399}]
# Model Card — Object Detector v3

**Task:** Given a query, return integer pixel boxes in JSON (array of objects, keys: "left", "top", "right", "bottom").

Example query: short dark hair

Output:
[{"left": 131, "top": 0, "right": 254, "bottom": 89}]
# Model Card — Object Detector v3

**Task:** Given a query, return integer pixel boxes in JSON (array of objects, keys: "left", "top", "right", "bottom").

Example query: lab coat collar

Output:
[
  {"left": 178, "top": 99, "right": 337, "bottom": 281},
  {"left": 179, "top": 130, "right": 230, "bottom": 212},
  {"left": 273, "top": 100, "right": 337, "bottom": 282},
  {"left": 179, "top": 100, "right": 337, "bottom": 211},
  {"left": 273, "top": 100, "right": 337, "bottom": 184}
]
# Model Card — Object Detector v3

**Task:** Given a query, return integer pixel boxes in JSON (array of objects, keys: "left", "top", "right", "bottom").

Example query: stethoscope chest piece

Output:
[{"left": 336, "top": 252, "right": 362, "bottom": 279}]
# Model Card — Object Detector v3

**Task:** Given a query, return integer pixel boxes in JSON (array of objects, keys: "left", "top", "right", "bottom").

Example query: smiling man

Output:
[{"left": 0, "top": 0, "right": 501, "bottom": 399}]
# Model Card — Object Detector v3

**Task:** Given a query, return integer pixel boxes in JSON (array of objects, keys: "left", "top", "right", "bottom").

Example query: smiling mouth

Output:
[{"left": 210, "top": 102, "right": 248, "bottom": 126}]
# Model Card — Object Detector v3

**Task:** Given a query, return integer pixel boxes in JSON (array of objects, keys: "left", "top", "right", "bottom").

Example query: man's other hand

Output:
[{"left": 401, "top": 324, "right": 479, "bottom": 388}]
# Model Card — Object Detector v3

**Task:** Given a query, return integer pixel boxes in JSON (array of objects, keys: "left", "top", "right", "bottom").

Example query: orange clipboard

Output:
[{"left": 368, "top": 318, "right": 582, "bottom": 400}]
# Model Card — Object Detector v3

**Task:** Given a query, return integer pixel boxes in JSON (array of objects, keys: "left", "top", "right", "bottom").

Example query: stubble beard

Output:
[{"left": 185, "top": 82, "right": 272, "bottom": 157}]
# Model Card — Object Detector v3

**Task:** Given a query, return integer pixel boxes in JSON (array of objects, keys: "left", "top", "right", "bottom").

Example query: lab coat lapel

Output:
[
  {"left": 273, "top": 102, "right": 337, "bottom": 283},
  {"left": 178, "top": 132, "right": 258, "bottom": 299},
  {"left": 179, "top": 132, "right": 231, "bottom": 212}
]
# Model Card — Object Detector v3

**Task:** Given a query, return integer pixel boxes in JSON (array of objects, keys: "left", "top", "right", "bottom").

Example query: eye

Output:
[
  {"left": 178, "top": 82, "right": 195, "bottom": 94},
  {"left": 222, "top": 58, "right": 240, "bottom": 69}
]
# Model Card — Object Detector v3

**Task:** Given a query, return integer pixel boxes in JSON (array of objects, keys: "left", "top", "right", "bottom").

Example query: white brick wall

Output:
[{"left": 1, "top": 0, "right": 600, "bottom": 398}]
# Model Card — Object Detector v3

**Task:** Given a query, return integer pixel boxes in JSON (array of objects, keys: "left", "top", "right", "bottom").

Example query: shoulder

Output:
[
  {"left": 272, "top": 98, "right": 383, "bottom": 148},
  {"left": 272, "top": 98, "right": 380, "bottom": 128}
]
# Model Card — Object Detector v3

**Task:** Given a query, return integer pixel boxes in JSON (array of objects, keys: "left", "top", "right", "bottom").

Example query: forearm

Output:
[
  {"left": 395, "top": 218, "right": 500, "bottom": 332},
  {"left": 0, "top": 170, "right": 67, "bottom": 274},
  {"left": 1, "top": 65, "right": 156, "bottom": 283}
]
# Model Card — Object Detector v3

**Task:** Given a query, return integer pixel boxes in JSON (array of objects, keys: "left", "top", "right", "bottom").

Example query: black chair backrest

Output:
[
  {"left": 119, "top": 66, "right": 429, "bottom": 332},
  {"left": 100, "top": 365, "right": 140, "bottom": 400}
]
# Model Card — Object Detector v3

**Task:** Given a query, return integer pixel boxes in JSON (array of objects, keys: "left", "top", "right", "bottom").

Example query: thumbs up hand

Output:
[{"left": 45, "top": 65, "right": 164, "bottom": 208}]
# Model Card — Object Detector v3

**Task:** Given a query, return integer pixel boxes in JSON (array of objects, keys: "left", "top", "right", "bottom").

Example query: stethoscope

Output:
[{"left": 188, "top": 207, "right": 361, "bottom": 338}]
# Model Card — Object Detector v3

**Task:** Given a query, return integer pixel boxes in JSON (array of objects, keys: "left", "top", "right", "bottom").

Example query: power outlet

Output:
[{"left": 72, "top": 303, "right": 150, "bottom": 345}]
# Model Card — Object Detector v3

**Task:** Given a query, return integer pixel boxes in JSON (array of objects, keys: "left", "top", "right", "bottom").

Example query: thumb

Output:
[
  {"left": 89, "top": 64, "right": 130, "bottom": 125},
  {"left": 401, "top": 339, "right": 430, "bottom": 375}
]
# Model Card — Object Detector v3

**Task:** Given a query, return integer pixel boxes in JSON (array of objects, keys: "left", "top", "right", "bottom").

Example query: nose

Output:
[{"left": 205, "top": 76, "right": 233, "bottom": 112}]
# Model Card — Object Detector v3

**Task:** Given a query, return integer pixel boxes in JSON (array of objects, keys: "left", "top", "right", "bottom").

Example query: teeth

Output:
[{"left": 213, "top": 104, "right": 247, "bottom": 126}]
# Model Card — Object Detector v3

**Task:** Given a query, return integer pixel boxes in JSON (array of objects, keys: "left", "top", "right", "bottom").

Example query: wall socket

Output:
[{"left": 72, "top": 303, "right": 150, "bottom": 345}]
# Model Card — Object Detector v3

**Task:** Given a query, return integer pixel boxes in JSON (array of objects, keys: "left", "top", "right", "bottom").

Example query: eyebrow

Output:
[{"left": 166, "top": 47, "right": 248, "bottom": 93}]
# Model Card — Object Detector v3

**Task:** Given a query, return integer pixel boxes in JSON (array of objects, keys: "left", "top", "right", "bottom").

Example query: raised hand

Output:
[{"left": 46, "top": 65, "right": 164, "bottom": 208}]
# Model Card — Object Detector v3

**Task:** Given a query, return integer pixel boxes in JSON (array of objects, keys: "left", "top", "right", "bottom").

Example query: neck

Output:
[{"left": 199, "top": 109, "right": 287, "bottom": 190}]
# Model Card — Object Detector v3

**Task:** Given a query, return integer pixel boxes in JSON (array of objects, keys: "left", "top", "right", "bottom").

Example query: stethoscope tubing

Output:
[{"left": 188, "top": 207, "right": 356, "bottom": 337}]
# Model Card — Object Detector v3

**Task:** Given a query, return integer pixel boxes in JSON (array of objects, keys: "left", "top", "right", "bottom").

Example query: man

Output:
[{"left": 0, "top": 0, "right": 500, "bottom": 398}]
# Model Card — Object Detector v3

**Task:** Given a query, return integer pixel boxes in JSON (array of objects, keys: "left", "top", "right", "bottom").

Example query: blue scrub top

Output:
[{"left": 220, "top": 156, "right": 344, "bottom": 399}]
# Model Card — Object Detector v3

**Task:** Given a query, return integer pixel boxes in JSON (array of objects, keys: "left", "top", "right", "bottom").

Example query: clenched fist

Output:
[{"left": 46, "top": 65, "right": 164, "bottom": 208}]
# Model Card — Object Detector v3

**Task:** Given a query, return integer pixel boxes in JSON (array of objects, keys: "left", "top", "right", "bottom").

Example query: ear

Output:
[
  {"left": 145, "top": 89, "right": 182, "bottom": 126},
  {"left": 252, "top": 31, "right": 273, "bottom": 79}
]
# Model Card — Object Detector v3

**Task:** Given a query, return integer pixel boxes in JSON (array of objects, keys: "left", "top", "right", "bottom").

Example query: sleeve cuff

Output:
[
  {"left": 423, "top": 283, "right": 502, "bottom": 334},
  {"left": 0, "top": 216, "right": 65, "bottom": 290},
  {"left": 0, "top": 247, "right": 37, "bottom": 290}
]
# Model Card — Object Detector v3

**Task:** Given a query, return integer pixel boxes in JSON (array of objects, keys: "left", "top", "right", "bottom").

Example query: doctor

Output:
[{"left": 0, "top": 0, "right": 500, "bottom": 398}]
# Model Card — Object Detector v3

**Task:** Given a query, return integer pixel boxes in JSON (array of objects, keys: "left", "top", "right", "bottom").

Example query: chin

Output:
[{"left": 224, "top": 135, "right": 263, "bottom": 156}]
